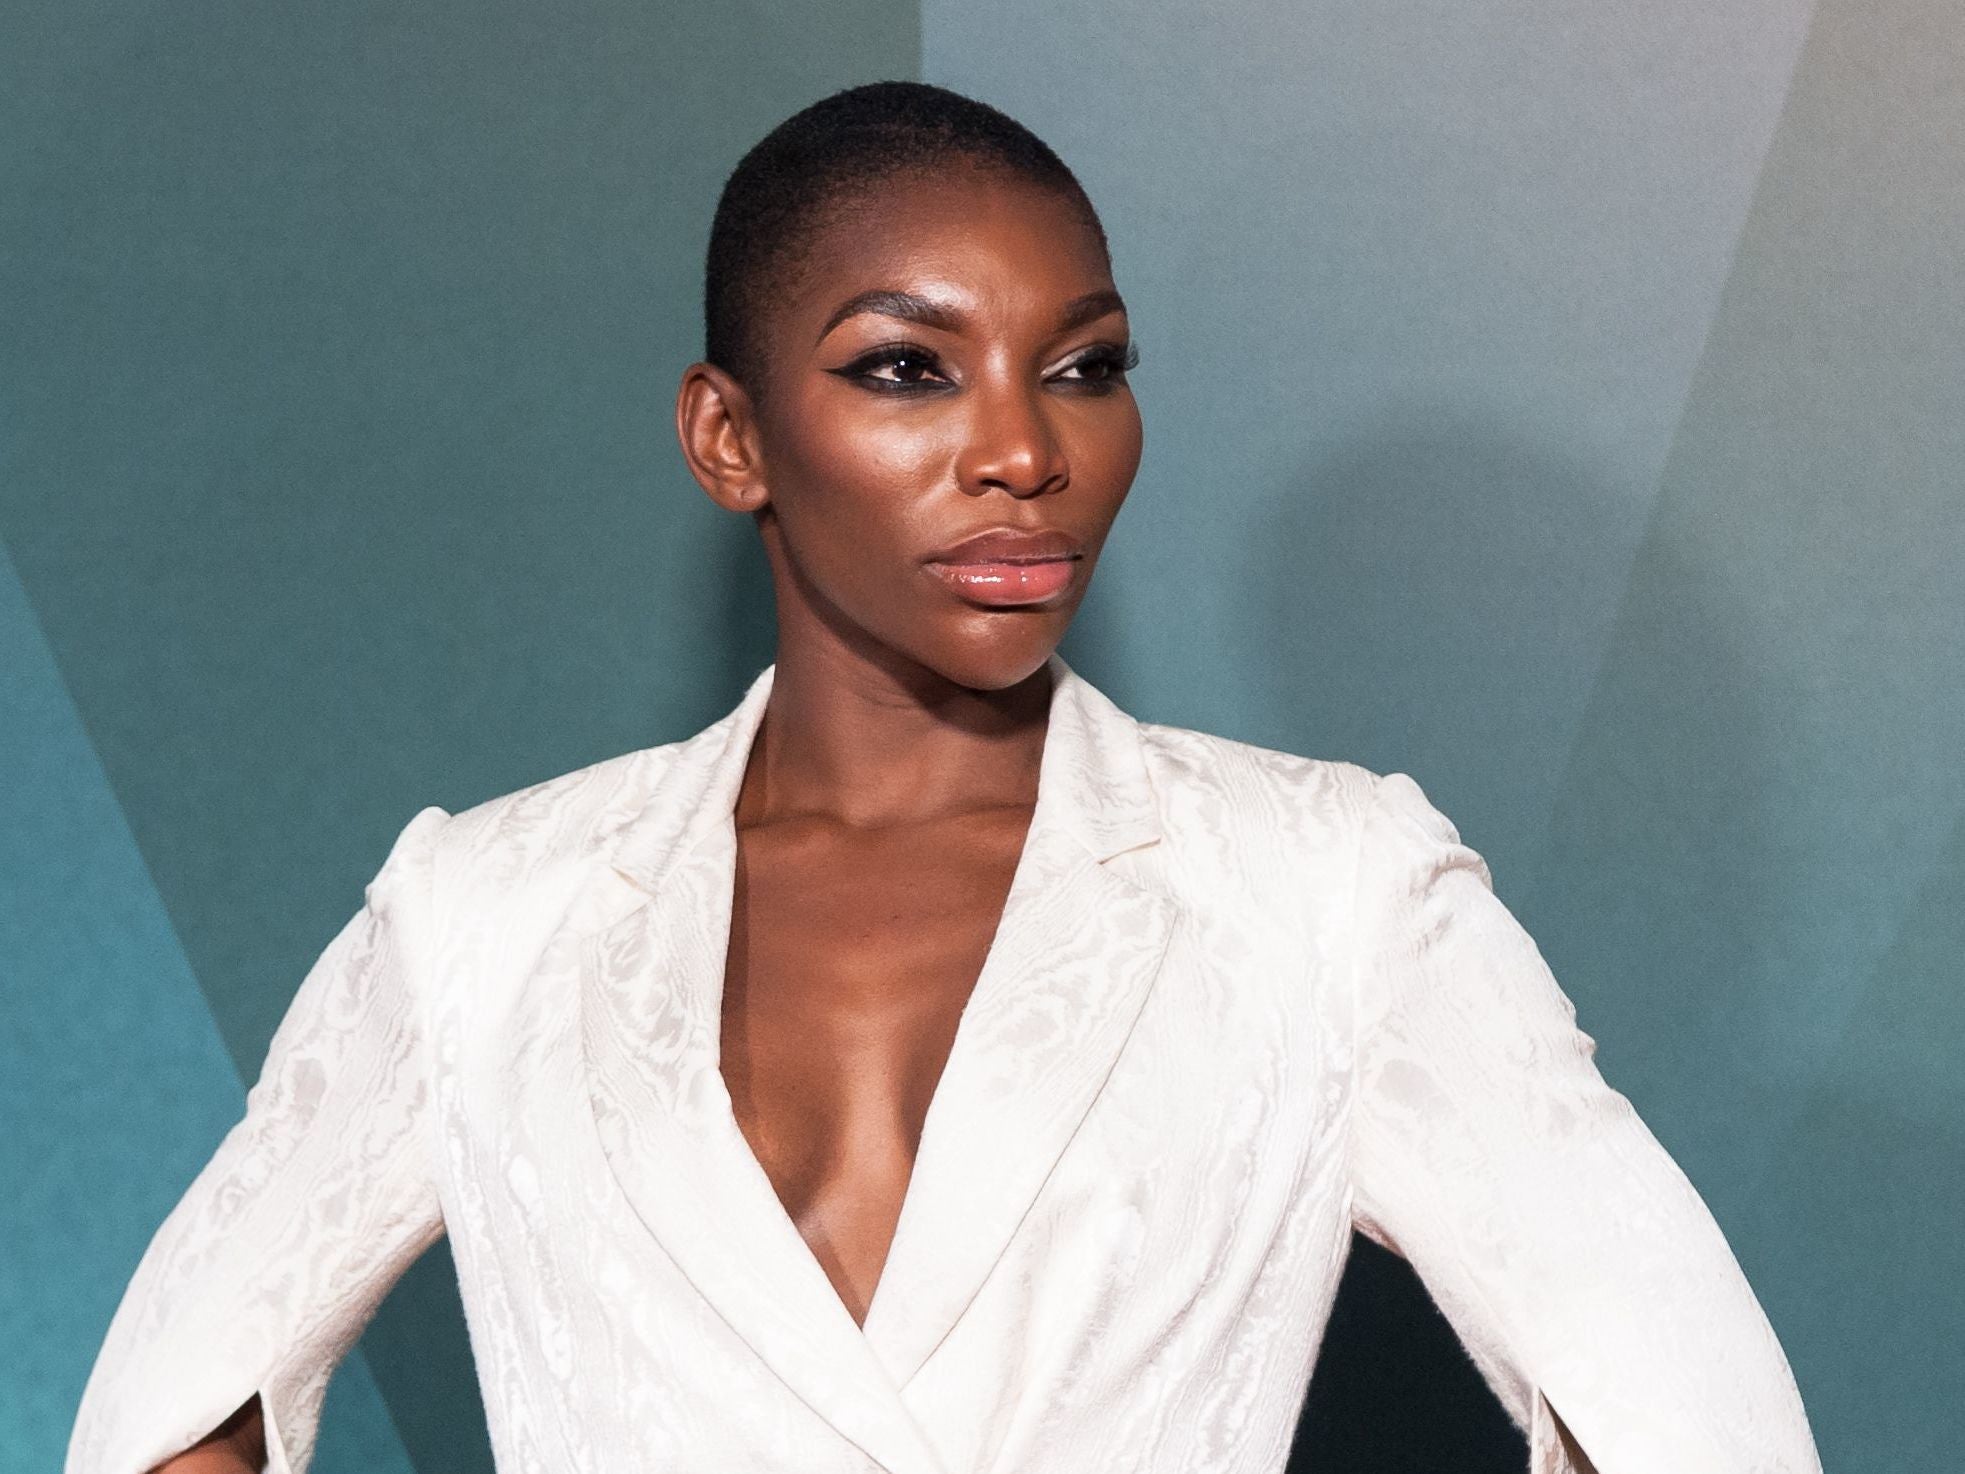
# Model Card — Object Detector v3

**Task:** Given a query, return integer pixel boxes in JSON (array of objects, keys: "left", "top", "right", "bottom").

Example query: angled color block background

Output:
[{"left": 3, "top": 0, "right": 1957, "bottom": 1469}]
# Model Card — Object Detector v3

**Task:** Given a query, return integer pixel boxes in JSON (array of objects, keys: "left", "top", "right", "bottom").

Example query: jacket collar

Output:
[
  {"left": 605, "top": 650, "right": 1165, "bottom": 898},
  {"left": 576, "top": 653, "right": 1180, "bottom": 1473}
]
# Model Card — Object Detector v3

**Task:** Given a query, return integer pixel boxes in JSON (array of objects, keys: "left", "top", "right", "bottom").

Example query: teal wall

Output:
[
  {"left": 4, "top": 1, "right": 1957, "bottom": 1469},
  {"left": 929, "top": 2, "right": 1962, "bottom": 1468},
  {"left": 2, "top": 5, "right": 917, "bottom": 1471}
]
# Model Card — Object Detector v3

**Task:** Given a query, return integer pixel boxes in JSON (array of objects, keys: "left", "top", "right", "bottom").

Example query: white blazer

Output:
[{"left": 69, "top": 654, "right": 1821, "bottom": 1474}]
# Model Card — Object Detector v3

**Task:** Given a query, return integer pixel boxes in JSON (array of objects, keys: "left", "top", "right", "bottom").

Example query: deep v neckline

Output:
[
  {"left": 580, "top": 650, "right": 1182, "bottom": 1413},
  {"left": 705, "top": 701, "right": 1048, "bottom": 1334}
]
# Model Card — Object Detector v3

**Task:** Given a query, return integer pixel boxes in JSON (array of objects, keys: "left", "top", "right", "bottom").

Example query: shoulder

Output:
[
  {"left": 1135, "top": 717, "right": 1380, "bottom": 843},
  {"left": 1126, "top": 720, "right": 1374, "bottom": 934},
  {"left": 410, "top": 732, "right": 702, "bottom": 913},
  {"left": 1130, "top": 718, "right": 1473, "bottom": 899}
]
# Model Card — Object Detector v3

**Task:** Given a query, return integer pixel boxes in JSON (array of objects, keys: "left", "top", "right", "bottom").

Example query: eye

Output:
[
  {"left": 829, "top": 342, "right": 954, "bottom": 393},
  {"left": 1053, "top": 340, "right": 1141, "bottom": 390}
]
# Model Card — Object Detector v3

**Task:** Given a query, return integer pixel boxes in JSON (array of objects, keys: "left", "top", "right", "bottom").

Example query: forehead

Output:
[{"left": 775, "top": 165, "right": 1115, "bottom": 342}]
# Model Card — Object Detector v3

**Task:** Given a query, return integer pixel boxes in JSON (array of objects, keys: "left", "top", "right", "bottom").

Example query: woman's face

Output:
[{"left": 684, "top": 164, "right": 1143, "bottom": 694}]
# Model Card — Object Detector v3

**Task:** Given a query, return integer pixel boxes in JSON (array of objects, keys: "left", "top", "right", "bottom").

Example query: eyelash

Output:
[{"left": 832, "top": 339, "right": 1141, "bottom": 394}]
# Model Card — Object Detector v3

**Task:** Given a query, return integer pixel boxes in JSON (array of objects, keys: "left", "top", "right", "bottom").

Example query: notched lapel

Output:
[
  {"left": 571, "top": 655, "right": 1177, "bottom": 1452},
  {"left": 863, "top": 827, "right": 1181, "bottom": 1386},
  {"left": 579, "top": 841, "right": 949, "bottom": 1474},
  {"left": 575, "top": 671, "right": 949, "bottom": 1474},
  {"left": 862, "top": 657, "right": 1184, "bottom": 1385}
]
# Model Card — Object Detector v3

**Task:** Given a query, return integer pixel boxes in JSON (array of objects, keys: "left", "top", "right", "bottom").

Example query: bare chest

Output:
[{"left": 718, "top": 812, "right": 1028, "bottom": 1324}]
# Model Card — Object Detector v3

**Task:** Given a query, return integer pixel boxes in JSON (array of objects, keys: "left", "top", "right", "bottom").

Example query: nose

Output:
[{"left": 955, "top": 375, "right": 1069, "bottom": 499}]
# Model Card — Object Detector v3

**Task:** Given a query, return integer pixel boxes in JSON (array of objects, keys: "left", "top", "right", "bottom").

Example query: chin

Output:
[{"left": 914, "top": 619, "right": 1067, "bottom": 694}]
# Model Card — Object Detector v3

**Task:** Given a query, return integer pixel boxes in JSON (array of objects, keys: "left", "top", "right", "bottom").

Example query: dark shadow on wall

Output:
[
  {"left": 1261, "top": 416, "right": 1786, "bottom": 1172},
  {"left": 1264, "top": 417, "right": 1560, "bottom": 1466},
  {"left": 358, "top": 1243, "right": 494, "bottom": 1473},
  {"left": 1248, "top": 421, "right": 1581, "bottom": 1474},
  {"left": 1256, "top": 420, "right": 1784, "bottom": 1467},
  {"left": 1292, "top": 1235, "right": 1524, "bottom": 1472},
  {"left": 1526, "top": 525, "right": 1783, "bottom": 1166},
  {"left": 1246, "top": 419, "right": 1713, "bottom": 1472},
  {"left": 1736, "top": 802, "right": 1965, "bottom": 1468},
  {"left": 1063, "top": 450, "right": 1538, "bottom": 1469},
  {"left": 1530, "top": 506, "right": 1942, "bottom": 1464},
  {"left": 1241, "top": 416, "right": 1637, "bottom": 882}
]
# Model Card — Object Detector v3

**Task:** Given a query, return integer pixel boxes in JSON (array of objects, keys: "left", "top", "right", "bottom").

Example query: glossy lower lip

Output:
[{"left": 925, "top": 557, "right": 1079, "bottom": 605}]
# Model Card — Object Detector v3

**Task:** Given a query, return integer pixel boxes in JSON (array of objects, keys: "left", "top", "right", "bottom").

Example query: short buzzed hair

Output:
[{"left": 703, "top": 80, "right": 1108, "bottom": 398}]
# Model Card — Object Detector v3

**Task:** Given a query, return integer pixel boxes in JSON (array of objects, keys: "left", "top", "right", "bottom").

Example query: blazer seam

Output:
[
  {"left": 1339, "top": 772, "right": 1376, "bottom": 1198},
  {"left": 406, "top": 805, "right": 452, "bottom": 1211}
]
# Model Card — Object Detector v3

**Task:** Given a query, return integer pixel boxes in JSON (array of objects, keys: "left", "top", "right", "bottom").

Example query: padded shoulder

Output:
[
  {"left": 1137, "top": 719, "right": 1381, "bottom": 845},
  {"left": 421, "top": 738, "right": 694, "bottom": 918}
]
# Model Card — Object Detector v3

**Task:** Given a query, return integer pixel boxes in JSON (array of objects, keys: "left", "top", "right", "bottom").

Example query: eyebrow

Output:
[{"left": 815, "top": 287, "right": 1128, "bottom": 344}]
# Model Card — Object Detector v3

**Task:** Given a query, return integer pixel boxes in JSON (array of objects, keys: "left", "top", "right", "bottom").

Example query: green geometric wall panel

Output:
[
  {"left": 929, "top": 0, "right": 1817, "bottom": 873},
  {"left": 2, "top": 2, "right": 919, "bottom": 1467},
  {"left": 0, "top": 539, "right": 414, "bottom": 1473},
  {"left": 929, "top": 2, "right": 1961, "bottom": 1467},
  {"left": 1529, "top": 3, "right": 1965, "bottom": 1460},
  {"left": 6, "top": 0, "right": 1960, "bottom": 1466}
]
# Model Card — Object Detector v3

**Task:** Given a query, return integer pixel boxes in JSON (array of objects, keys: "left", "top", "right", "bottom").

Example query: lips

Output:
[{"left": 924, "top": 527, "right": 1084, "bottom": 607}]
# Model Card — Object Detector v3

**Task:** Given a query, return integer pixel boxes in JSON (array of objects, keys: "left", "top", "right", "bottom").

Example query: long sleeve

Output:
[
  {"left": 67, "top": 806, "right": 452, "bottom": 1474},
  {"left": 1346, "top": 771, "right": 1822, "bottom": 1473}
]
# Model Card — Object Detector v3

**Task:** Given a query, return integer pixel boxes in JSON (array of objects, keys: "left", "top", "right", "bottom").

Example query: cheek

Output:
[
  {"left": 1107, "top": 406, "right": 1146, "bottom": 486},
  {"left": 803, "top": 411, "right": 953, "bottom": 517},
  {"left": 1059, "top": 398, "right": 1145, "bottom": 514},
  {"left": 766, "top": 402, "right": 958, "bottom": 577}
]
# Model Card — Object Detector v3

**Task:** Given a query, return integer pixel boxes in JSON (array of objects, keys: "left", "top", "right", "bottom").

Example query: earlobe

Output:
[{"left": 675, "top": 361, "right": 770, "bottom": 514}]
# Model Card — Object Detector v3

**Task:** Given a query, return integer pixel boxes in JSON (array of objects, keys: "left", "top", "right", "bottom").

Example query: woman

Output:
[{"left": 70, "top": 82, "right": 1821, "bottom": 1474}]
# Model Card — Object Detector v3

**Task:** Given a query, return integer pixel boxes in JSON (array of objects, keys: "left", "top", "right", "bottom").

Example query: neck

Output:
[{"left": 740, "top": 634, "right": 1054, "bottom": 832}]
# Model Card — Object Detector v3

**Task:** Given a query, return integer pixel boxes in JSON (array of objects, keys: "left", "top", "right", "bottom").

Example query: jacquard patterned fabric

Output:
[{"left": 66, "top": 655, "right": 1822, "bottom": 1474}]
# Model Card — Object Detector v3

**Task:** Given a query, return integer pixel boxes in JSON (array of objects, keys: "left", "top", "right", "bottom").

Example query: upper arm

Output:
[
  {"left": 1346, "top": 771, "right": 1821, "bottom": 1473},
  {"left": 68, "top": 806, "right": 451, "bottom": 1474}
]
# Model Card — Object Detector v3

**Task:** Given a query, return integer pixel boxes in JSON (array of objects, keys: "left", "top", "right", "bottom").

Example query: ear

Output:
[{"left": 674, "top": 362, "right": 770, "bottom": 515}]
